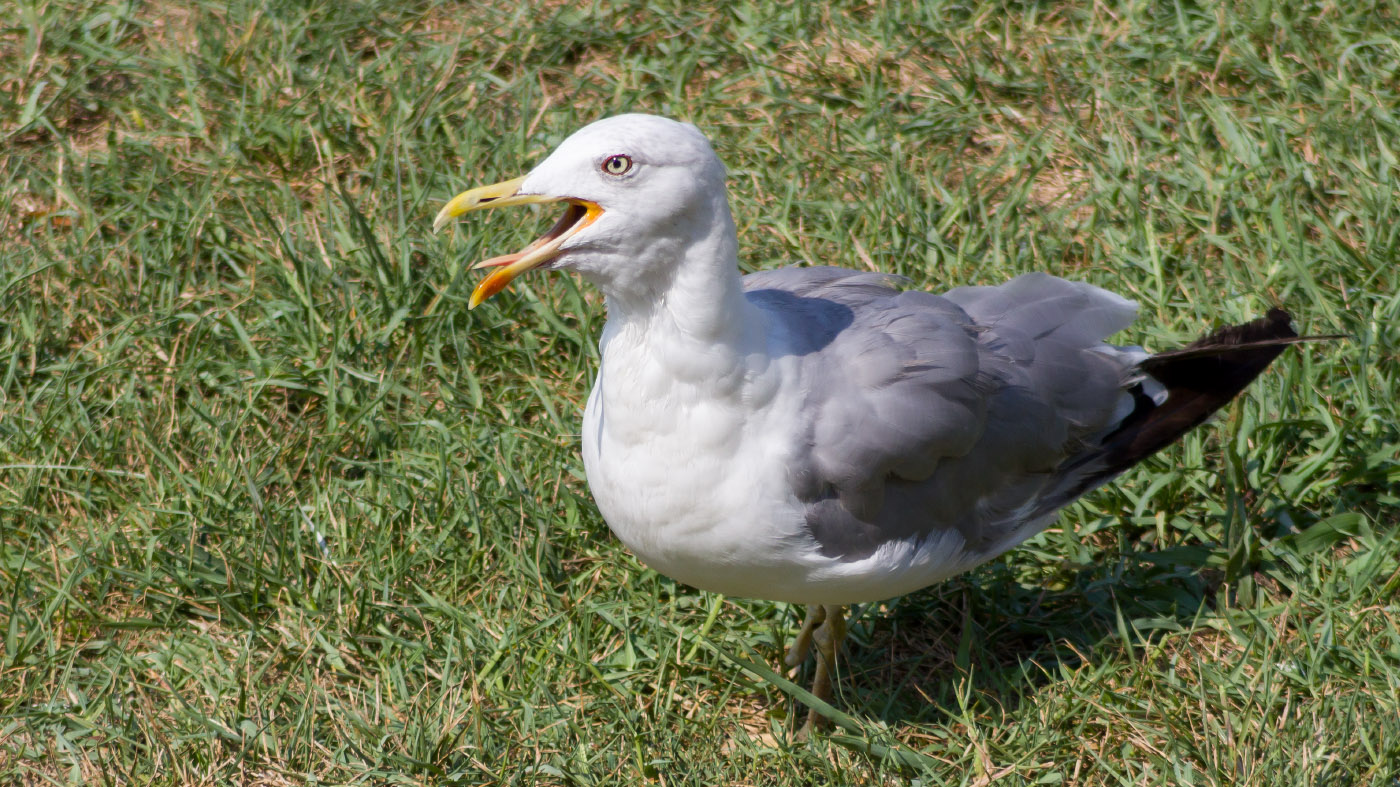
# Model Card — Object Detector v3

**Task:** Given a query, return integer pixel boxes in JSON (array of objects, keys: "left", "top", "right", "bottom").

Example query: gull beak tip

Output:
[
  {"left": 431, "top": 206, "right": 454, "bottom": 234},
  {"left": 431, "top": 175, "right": 530, "bottom": 234}
]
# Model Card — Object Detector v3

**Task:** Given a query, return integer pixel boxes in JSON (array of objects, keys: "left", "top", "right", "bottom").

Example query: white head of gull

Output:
[{"left": 434, "top": 113, "right": 1317, "bottom": 735}]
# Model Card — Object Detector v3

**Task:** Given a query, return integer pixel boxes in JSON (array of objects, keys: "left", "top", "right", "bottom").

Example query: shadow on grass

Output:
[{"left": 819, "top": 542, "right": 1229, "bottom": 729}]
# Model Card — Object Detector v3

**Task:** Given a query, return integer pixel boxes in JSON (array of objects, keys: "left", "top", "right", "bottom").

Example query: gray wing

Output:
[{"left": 742, "top": 267, "right": 1141, "bottom": 563}]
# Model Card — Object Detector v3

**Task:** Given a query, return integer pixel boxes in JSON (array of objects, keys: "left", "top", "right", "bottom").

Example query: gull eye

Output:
[{"left": 601, "top": 154, "right": 633, "bottom": 176}]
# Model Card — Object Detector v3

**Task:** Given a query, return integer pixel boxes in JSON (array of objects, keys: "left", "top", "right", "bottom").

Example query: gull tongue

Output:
[
  {"left": 464, "top": 201, "right": 602, "bottom": 309},
  {"left": 471, "top": 208, "right": 579, "bottom": 270},
  {"left": 474, "top": 251, "right": 527, "bottom": 269}
]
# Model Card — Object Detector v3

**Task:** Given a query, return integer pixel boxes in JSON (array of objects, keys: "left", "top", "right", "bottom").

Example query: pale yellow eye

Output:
[{"left": 601, "top": 154, "right": 633, "bottom": 176}]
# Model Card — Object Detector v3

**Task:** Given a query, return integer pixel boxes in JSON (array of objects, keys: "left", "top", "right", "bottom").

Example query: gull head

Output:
[{"left": 434, "top": 114, "right": 734, "bottom": 309}]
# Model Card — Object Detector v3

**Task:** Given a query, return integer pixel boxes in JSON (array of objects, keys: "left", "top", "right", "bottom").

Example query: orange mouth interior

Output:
[{"left": 475, "top": 202, "right": 599, "bottom": 269}]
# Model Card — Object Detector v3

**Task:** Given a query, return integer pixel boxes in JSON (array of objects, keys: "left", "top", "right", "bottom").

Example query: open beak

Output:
[{"left": 432, "top": 175, "right": 603, "bottom": 309}]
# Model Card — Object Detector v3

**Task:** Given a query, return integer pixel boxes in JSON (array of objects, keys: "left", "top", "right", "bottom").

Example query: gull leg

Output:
[
  {"left": 798, "top": 603, "right": 847, "bottom": 739},
  {"left": 784, "top": 604, "right": 825, "bottom": 670}
]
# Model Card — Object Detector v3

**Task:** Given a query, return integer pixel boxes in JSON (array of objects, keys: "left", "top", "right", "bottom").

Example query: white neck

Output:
[{"left": 586, "top": 190, "right": 760, "bottom": 370}]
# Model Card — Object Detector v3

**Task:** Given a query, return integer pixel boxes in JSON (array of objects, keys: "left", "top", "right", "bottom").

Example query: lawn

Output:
[{"left": 3, "top": 0, "right": 1399, "bottom": 784}]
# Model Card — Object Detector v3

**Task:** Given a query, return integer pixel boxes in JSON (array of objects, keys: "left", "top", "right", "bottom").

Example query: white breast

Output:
[{"left": 579, "top": 316, "right": 828, "bottom": 599}]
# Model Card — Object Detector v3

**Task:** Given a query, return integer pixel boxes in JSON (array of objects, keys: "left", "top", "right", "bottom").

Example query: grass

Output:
[{"left": 2, "top": 0, "right": 1399, "bottom": 783}]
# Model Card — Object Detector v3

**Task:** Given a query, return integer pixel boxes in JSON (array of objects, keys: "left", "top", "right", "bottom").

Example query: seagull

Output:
[{"left": 433, "top": 113, "right": 1324, "bottom": 734}]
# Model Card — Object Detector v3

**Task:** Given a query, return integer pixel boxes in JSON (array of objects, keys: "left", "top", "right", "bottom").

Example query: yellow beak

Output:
[{"left": 433, "top": 176, "right": 602, "bottom": 309}]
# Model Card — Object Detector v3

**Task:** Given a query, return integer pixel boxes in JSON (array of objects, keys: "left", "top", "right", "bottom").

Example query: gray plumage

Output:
[{"left": 744, "top": 268, "right": 1152, "bottom": 563}]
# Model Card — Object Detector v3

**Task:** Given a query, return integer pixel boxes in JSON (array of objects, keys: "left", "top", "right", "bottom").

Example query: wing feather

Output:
[{"left": 743, "top": 268, "right": 1139, "bottom": 561}]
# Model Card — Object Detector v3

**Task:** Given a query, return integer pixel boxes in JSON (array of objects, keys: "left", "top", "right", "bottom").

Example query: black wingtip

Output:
[
  {"left": 1046, "top": 309, "right": 1342, "bottom": 508},
  {"left": 1110, "top": 309, "right": 1298, "bottom": 470}
]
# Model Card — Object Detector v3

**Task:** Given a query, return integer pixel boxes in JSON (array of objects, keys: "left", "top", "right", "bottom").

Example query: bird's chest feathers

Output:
[
  {"left": 587, "top": 336, "right": 756, "bottom": 482},
  {"left": 581, "top": 325, "right": 790, "bottom": 562}
]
